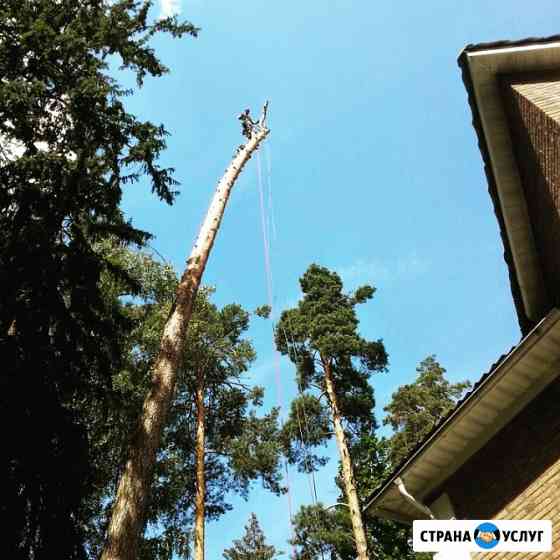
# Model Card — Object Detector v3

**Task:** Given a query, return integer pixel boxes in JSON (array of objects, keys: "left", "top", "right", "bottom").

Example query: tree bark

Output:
[
  {"left": 322, "top": 357, "right": 371, "bottom": 560},
  {"left": 194, "top": 370, "right": 205, "bottom": 560},
  {"left": 100, "top": 109, "right": 270, "bottom": 560}
]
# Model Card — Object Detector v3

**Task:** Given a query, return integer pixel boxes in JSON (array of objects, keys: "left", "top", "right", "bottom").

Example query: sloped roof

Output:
[
  {"left": 364, "top": 35, "right": 560, "bottom": 524},
  {"left": 458, "top": 35, "right": 560, "bottom": 333},
  {"left": 363, "top": 308, "right": 560, "bottom": 523}
]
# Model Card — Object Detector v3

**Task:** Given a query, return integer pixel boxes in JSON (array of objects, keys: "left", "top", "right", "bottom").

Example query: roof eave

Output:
[
  {"left": 457, "top": 39, "right": 560, "bottom": 332},
  {"left": 364, "top": 308, "right": 560, "bottom": 522}
]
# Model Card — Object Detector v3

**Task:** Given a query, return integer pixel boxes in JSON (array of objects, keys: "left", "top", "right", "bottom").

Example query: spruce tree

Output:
[
  {"left": 0, "top": 2, "right": 196, "bottom": 558},
  {"left": 223, "top": 514, "right": 279, "bottom": 560}
]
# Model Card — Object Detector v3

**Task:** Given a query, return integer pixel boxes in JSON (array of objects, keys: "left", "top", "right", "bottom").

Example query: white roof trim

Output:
[
  {"left": 364, "top": 309, "right": 560, "bottom": 523},
  {"left": 463, "top": 43, "right": 560, "bottom": 320}
]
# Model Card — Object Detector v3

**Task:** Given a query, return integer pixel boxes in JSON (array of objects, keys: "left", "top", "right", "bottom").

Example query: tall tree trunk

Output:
[
  {"left": 194, "top": 370, "right": 205, "bottom": 560},
  {"left": 100, "top": 106, "right": 270, "bottom": 560},
  {"left": 322, "top": 357, "right": 371, "bottom": 560}
]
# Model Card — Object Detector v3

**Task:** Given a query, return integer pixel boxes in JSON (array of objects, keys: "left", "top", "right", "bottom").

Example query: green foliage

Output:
[
  {"left": 227, "top": 409, "right": 285, "bottom": 497},
  {"left": 82, "top": 249, "right": 284, "bottom": 559},
  {"left": 275, "top": 264, "right": 388, "bottom": 471},
  {"left": 280, "top": 266, "right": 438, "bottom": 560},
  {"left": 223, "top": 513, "right": 280, "bottom": 560},
  {"left": 383, "top": 355, "right": 471, "bottom": 466},
  {"left": 280, "top": 265, "right": 383, "bottom": 361},
  {"left": 291, "top": 504, "right": 355, "bottom": 560},
  {"left": 254, "top": 304, "right": 271, "bottom": 319},
  {"left": 280, "top": 394, "right": 330, "bottom": 473},
  {"left": 290, "top": 433, "right": 422, "bottom": 560},
  {"left": 0, "top": 2, "right": 196, "bottom": 558}
]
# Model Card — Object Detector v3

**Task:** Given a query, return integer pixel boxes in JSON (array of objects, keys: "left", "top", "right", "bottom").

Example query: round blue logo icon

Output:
[{"left": 474, "top": 522, "right": 501, "bottom": 549}]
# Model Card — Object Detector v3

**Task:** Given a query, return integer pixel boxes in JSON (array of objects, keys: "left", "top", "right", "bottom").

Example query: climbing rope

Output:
[
  {"left": 256, "top": 148, "right": 295, "bottom": 550},
  {"left": 256, "top": 144, "right": 327, "bottom": 560}
]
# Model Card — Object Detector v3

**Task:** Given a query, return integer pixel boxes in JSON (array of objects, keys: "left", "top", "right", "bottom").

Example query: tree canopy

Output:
[
  {"left": 0, "top": 1, "right": 196, "bottom": 557},
  {"left": 223, "top": 513, "right": 279, "bottom": 560},
  {"left": 275, "top": 264, "right": 388, "bottom": 560},
  {"left": 383, "top": 355, "right": 471, "bottom": 466},
  {"left": 80, "top": 246, "right": 283, "bottom": 560},
  {"left": 275, "top": 264, "right": 388, "bottom": 471}
]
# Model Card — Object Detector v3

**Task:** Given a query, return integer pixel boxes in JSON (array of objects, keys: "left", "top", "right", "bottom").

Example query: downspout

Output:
[
  {"left": 393, "top": 479, "right": 471, "bottom": 560},
  {"left": 393, "top": 478, "right": 435, "bottom": 520}
]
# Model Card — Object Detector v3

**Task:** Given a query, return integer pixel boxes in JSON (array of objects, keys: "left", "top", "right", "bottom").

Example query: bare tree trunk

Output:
[
  {"left": 322, "top": 357, "right": 371, "bottom": 560},
  {"left": 100, "top": 105, "right": 270, "bottom": 560},
  {"left": 194, "top": 370, "right": 205, "bottom": 560}
]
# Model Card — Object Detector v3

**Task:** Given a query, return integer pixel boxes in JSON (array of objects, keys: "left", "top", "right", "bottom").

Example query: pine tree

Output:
[
  {"left": 384, "top": 355, "right": 470, "bottom": 466},
  {"left": 289, "top": 434, "right": 420, "bottom": 560},
  {"left": 101, "top": 104, "right": 270, "bottom": 560},
  {"left": 84, "top": 245, "right": 283, "bottom": 560},
  {"left": 223, "top": 514, "right": 279, "bottom": 560},
  {"left": 275, "top": 264, "right": 388, "bottom": 560},
  {"left": 179, "top": 293, "right": 283, "bottom": 560}
]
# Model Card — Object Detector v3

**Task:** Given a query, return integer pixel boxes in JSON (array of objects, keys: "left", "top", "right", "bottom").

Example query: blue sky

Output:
[{"left": 120, "top": 1, "right": 560, "bottom": 557}]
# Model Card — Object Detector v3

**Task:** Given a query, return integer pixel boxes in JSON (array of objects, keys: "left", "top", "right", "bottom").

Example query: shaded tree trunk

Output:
[
  {"left": 322, "top": 357, "right": 371, "bottom": 560},
  {"left": 100, "top": 108, "right": 270, "bottom": 560},
  {"left": 194, "top": 369, "right": 205, "bottom": 560}
]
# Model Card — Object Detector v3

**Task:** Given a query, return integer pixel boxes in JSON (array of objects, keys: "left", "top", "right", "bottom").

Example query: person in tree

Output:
[
  {"left": 238, "top": 109, "right": 257, "bottom": 139},
  {"left": 223, "top": 513, "right": 279, "bottom": 560},
  {"left": 275, "top": 264, "right": 389, "bottom": 560}
]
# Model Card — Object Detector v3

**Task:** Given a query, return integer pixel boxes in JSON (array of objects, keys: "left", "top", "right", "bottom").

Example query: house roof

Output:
[
  {"left": 364, "top": 35, "right": 560, "bottom": 525},
  {"left": 363, "top": 308, "right": 560, "bottom": 523},
  {"left": 458, "top": 36, "right": 560, "bottom": 333}
]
